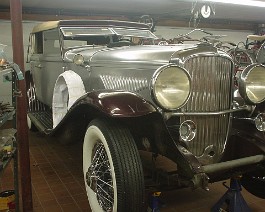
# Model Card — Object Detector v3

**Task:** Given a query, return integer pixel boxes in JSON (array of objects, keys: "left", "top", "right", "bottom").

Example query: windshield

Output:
[
  {"left": 112, "top": 27, "right": 156, "bottom": 39},
  {"left": 60, "top": 26, "right": 157, "bottom": 49}
]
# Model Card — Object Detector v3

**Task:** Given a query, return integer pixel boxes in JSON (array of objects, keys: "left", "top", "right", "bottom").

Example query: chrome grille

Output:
[
  {"left": 184, "top": 56, "right": 232, "bottom": 112},
  {"left": 182, "top": 56, "right": 233, "bottom": 163}
]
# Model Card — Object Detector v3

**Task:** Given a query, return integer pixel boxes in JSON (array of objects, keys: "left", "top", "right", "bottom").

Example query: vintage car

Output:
[
  {"left": 227, "top": 34, "right": 265, "bottom": 71},
  {"left": 26, "top": 20, "right": 265, "bottom": 211}
]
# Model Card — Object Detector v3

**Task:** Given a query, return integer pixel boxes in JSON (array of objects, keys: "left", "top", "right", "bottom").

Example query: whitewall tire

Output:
[{"left": 83, "top": 118, "right": 145, "bottom": 212}]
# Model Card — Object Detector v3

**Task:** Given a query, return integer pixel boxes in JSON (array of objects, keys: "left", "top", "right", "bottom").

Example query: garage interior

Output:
[{"left": 1, "top": 0, "right": 265, "bottom": 211}]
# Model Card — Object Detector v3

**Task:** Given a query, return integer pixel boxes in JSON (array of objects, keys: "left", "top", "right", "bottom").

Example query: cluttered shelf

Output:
[
  {"left": 0, "top": 108, "right": 15, "bottom": 128},
  {"left": 0, "top": 44, "right": 20, "bottom": 211},
  {"left": 0, "top": 128, "right": 16, "bottom": 173},
  {"left": 0, "top": 148, "right": 16, "bottom": 174},
  {"left": 0, "top": 127, "right": 17, "bottom": 211}
]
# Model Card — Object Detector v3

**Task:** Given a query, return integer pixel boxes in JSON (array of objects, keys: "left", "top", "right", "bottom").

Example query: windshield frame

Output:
[{"left": 60, "top": 26, "right": 158, "bottom": 50}]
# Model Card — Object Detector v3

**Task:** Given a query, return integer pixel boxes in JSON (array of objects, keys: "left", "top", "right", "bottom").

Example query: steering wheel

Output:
[{"left": 107, "top": 39, "right": 135, "bottom": 48}]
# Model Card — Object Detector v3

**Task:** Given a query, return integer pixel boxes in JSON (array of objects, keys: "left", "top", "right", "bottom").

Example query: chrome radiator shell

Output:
[{"left": 181, "top": 55, "right": 233, "bottom": 164}]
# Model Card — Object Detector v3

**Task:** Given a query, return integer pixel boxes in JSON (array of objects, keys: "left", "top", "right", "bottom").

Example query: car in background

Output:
[{"left": 26, "top": 20, "right": 265, "bottom": 211}]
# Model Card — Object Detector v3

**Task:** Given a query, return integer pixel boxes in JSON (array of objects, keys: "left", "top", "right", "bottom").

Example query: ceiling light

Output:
[
  {"left": 200, "top": 0, "right": 265, "bottom": 8},
  {"left": 201, "top": 5, "right": 211, "bottom": 18}
]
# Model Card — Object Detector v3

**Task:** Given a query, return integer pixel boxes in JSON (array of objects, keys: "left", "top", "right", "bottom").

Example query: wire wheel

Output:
[{"left": 83, "top": 118, "right": 145, "bottom": 212}]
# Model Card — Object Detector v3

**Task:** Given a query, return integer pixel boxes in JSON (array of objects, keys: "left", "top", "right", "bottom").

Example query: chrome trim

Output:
[
  {"left": 256, "top": 42, "right": 265, "bottom": 64},
  {"left": 27, "top": 81, "right": 46, "bottom": 112},
  {"left": 178, "top": 54, "right": 234, "bottom": 164},
  {"left": 100, "top": 75, "right": 148, "bottom": 92},
  {"left": 255, "top": 113, "right": 265, "bottom": 132},
  {"left": 164, "top": 105, "right": 251, "bottom": 119},
  {"left": 238, "top": 63, "right": 265, "bottom": 104},
  {"left": 236, "top": 113, "right": 265, "bottom": 132},
  {"left": 73, "top": 54, "right": 85, "bottom": 66},
  {"left": 197, "top": 145, "right": 219, "bottom": 165},
  {"left": 179, "top": 120, "right": 197, "bottom": 142},
  {"left": 183, "top": 55, "right": 233, "bottom": 112},
  {"left": 150, "top": 64, "right": 191, "bottom": 110}
]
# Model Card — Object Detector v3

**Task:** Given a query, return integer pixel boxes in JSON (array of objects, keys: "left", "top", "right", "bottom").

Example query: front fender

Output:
[
  {"left": 221, "top": 118, "right": 265, "bottom": 164},
  {"left": 53, "top": 90, "right": 205, "bottom": 183},
  {"left": 72, "top": 90, "right": 157, "bottom": 117},
  {"left": 49, "top": 90, "right": 158, "bottom": 144},
  {"left": 232, "top": 118, "right": 265, "bottom": 152}
]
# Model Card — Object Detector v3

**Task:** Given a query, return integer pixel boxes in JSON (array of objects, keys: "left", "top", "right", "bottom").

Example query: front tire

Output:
[{"left": 83, "top": 118, "right": 145, "bottom": 212}]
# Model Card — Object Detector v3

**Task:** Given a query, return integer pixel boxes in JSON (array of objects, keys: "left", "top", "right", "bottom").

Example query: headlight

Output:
[
  {"left": 73, "top": 54, "right": 84, "bottom": 65},
  {"left": 238, "top": 64, "right": 265, "bottom": 104},
  {"left": 151, "top": 65, "right": 191, "bottom": 110}
]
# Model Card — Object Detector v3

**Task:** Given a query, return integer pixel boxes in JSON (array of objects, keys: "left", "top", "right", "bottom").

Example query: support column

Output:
[{"left": 9, "top": 0, "right": 33, "bottom": 211}]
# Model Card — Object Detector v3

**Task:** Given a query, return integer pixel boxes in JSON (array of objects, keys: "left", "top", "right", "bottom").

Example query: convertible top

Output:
[{"left": 31, "top": 20, "right": 151, "bottom": 34}]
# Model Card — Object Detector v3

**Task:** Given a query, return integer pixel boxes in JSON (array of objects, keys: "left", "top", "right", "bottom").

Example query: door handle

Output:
[{"left": 35, "top": 64, "right": 43, "bottom": 68}]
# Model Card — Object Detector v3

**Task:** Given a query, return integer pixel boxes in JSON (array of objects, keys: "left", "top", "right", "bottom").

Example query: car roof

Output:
[{"left": 31, "top": 20, "right": 151, "bottom": 33}]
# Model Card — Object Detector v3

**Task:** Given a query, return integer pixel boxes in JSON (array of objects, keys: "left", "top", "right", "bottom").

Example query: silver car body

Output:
[{"left": 27, "top": 20, "right": 265, "bottom": 204}]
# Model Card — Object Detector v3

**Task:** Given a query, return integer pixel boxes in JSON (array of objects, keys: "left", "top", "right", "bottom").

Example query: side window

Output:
[
  {"left": 31, "top": 32, "right": 43, "bottom": 54},
  {"left": 43, "top": 29, "right": 60, "bottom": 55}
]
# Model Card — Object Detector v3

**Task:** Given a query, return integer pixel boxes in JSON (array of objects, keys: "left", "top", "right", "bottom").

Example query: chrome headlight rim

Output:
[
  {"left": 73, "top": 54, "right": 85, "bottom": 66},
  {"left": 238, "top": 63, "right": 265, "bottom": 104},
  {"left": 151, "top": 64, "right": 191, "bottom": 110}
]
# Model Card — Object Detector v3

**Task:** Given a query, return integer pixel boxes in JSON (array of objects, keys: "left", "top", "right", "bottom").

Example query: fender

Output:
[
  {"left": 51, "top": 90, "right": 159, "bottom": 139},
  {"left": 219, "top": 118, "right": 265, "bottom": 165},
  {"left": 54, "top": 90, "right": 207, "bottom": 186},
  {"left": 232, "top": 118, "right": 265, "bottom": 153},
  {"left": 70, "top": 90, "right": 157, "bottom": 117}
]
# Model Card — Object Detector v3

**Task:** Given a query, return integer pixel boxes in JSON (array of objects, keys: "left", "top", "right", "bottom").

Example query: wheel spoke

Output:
[
  {"left": 86, "top": 142, "right": 114, "bottom": 211},
  {"left": 96, "top": 177, "right": 113, "bottom": 188},
  {"left": 97, "top": 184, "right": 114, "bottom": 203}
]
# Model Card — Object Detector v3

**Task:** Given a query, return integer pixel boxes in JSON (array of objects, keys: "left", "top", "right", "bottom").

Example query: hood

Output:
[{"left": 65, "top": 43, "right": 218, "bottom": 66}]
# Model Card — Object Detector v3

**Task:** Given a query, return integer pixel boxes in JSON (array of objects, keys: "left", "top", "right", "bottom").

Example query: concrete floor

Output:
[{"left": 1, "top": 129, "right": 265, "bottom": 211}]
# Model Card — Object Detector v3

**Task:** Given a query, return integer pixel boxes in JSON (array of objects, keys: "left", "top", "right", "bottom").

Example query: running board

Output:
[{"left": 28, "top": 111, "right": 53, "bottom": 133}]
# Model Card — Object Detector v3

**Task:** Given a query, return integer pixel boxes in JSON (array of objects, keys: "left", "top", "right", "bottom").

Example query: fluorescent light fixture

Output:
[{"left": 200, "top": 0, "right": 265, "bottom": 7}]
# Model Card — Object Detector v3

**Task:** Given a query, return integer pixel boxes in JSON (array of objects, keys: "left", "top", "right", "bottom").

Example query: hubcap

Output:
[{"left": 85, "top": 142, "right": 114, "bottom": 211}]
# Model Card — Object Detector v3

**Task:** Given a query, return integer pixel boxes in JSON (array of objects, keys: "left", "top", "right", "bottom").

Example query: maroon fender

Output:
[{"left": 70, "top": 90, "right": 157, "bottom": 117}]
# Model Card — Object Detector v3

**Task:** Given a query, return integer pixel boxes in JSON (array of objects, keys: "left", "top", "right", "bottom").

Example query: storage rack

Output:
[{"left": 0, "top": 63, "right": 24, "bottom": 211}]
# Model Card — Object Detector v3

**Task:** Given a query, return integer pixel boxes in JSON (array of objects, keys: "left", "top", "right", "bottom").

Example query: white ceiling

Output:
[{"left": 1, "top": 0, "right": 265, "bottom": 24}]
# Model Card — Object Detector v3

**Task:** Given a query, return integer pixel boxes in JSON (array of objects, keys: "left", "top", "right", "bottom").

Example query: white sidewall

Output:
[
  {"left": 83, "top": 125, "right": 117, "bottom": 212},
  {"left": 52, "top": 70, "right": 85, "bottom": 128}
]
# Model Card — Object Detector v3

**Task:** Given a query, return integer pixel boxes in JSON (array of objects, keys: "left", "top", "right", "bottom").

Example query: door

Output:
[{"left": 30, "top": 29, "right": 64, "bottom": 107}]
